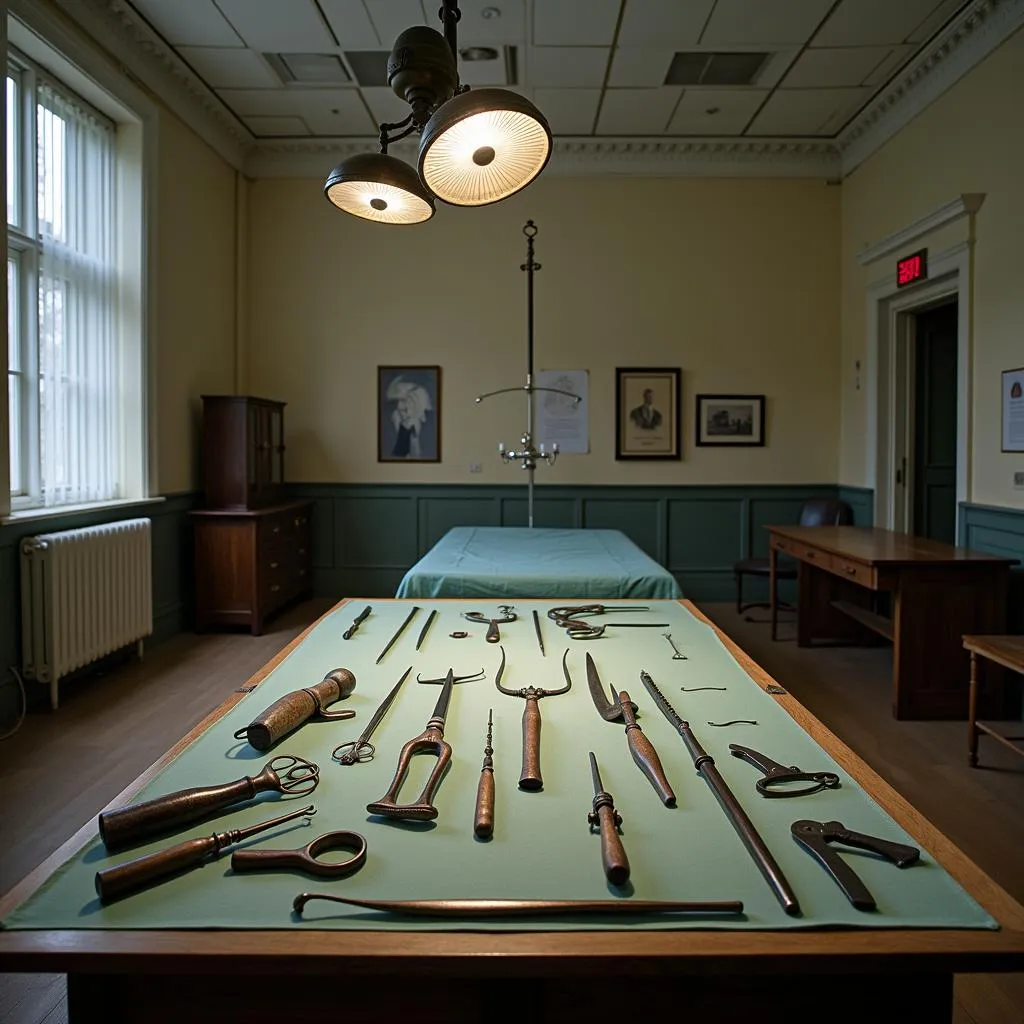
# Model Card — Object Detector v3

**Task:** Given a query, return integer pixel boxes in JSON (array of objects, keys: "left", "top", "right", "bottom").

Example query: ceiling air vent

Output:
[
  {"left": 664, "top": 52, "right": 770, "bottom": 87},
  {"left": 265, "top": 52, "right": 351, "bottom": 85}
]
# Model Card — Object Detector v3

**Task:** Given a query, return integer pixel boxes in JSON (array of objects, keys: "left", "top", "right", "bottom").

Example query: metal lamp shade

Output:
[
  {"left": 418, "top": 89, "right": 552, "bottom": 207},
  {"left": 324, "top": 152, "right": 435, "bottom": 225}
]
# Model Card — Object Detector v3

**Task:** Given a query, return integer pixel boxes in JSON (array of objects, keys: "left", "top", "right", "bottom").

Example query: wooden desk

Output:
[
  {"left": 2, "top": 600, "right": 1023, "bottom": 1024},
  {"left": 964, "top": 634, "right": 1024, "bottom": 766},
  {"left": 767, "top": 526, "right": 1017, "bottom": 720}
]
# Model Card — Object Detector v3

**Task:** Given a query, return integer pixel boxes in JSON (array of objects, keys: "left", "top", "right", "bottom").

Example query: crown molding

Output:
[
  {"left": 44, "top": 0, "right": 251, "bottom": 170},
  {"left": 856, "top": 194, "right": 986, "bottom": 265},
  {"left": 245, "top": 137, "right": 842, "bottom": 180},
  {"left": 838, "top": 0, "right": 1024, "bottom": 175}
]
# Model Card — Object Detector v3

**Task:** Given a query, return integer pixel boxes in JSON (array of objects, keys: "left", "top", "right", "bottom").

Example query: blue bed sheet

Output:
[{"left": 395, "top": 527, "right": 683, "bottom": 599}]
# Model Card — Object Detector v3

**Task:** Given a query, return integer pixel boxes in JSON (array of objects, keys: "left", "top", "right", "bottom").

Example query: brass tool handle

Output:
[
  {"left": 98, "top": 776, "right": 256, "bottom": 850},
  {"left": 619, "top": 690, "right": 676, "bottom": 807},
  {"left": 95, "top": 835, "right": 217, "bottom": 904},
  {"left": 474, "top": 768, "right": 495, "bottom": 838},
  {"left": 366, "top": 727, "right": 453, "bottom": 821},
  {"left": 486, "top": 619, "right": 500, "bottom": 643},
  {"left": 593, "top": 802, "right": 629, "bottom": 886},
  {"left": 518, "top": 696, "right": 543, "bottom": 791},
  {"left": 241, "top": 671, "right": 355, "bottom": 750}
]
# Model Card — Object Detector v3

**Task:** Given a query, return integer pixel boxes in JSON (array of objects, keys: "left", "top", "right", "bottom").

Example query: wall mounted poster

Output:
[
  {"left": 378, "top": 366, "right": 441, "bottom": 462},
  {"left": 536, "top": 369, "right": 589, "bottom": 454},
  {"left": 1002, "top": 367, "right": 1024, "bottom": 452}
]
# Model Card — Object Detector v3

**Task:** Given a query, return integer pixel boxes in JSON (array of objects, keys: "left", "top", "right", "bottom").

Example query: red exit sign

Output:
[{"left": 897, "top": 248, "right": 928, "bottom": 287}]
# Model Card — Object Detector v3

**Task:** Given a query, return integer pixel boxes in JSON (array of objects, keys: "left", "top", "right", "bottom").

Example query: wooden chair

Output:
[{"left": 734, "top": 498, "right": 853, "bottom": 622}]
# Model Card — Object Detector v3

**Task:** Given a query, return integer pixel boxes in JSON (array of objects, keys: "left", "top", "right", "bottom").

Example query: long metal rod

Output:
[
  {"left": 523, "top": 223, "right": 538, "bottom": 526},
  {"left": 640, "top": 670, "right": 801, "bottom": 916}
]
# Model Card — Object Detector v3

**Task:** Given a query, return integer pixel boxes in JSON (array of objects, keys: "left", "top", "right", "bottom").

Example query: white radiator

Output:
[{"left": 20, "top": 518, "right": 153, "bottom": 710}]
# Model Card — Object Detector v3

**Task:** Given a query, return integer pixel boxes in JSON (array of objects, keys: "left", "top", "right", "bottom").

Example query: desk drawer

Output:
[
  {"left": 796, "top": 544, "right": 832, "bottom": 571},
  {"left": 831, "top": 556, "right": 876, "bottom": 588}
]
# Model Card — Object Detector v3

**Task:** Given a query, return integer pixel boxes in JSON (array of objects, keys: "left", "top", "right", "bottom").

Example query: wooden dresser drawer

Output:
[
  {"left": 831, "top": 556, "right": 876, "bottom": 588},
  {"left": 795, "top": 544, "right": 832, "bottom": 571}
]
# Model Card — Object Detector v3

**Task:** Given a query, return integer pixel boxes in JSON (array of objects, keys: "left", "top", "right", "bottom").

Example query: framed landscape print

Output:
[
  {"left": 695, "top": 394, "right": 765, "bottom": 447},
  {"left": 378, "top": 366, "right": 441, "bottom": 462},
  {"left": 615, "top": 367, "right": 681, "bottom": 460}
]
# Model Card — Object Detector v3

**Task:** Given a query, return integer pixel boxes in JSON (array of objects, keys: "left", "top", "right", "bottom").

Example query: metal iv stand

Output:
[{"left": 475, "top": 221, "right": 580, "bottom": 528}]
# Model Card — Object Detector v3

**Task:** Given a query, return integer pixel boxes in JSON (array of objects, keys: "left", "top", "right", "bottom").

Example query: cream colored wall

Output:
[
  {"left": 247, "top": 176, "right": 840, "bottom": 485},
  {"left": 840, "top": 26, "right": 1024, "bottom": 509},
  {"left": 155, "top": 113, "right": 238, "bottom": 494}
]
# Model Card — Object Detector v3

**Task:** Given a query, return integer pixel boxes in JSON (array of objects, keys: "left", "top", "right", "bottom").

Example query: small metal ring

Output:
[{"left": 450, "top": 630, "right": 469, "bottom": 638}]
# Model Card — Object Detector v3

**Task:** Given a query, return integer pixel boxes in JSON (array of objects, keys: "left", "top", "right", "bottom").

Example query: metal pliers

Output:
[
  {"left": 729, "top": 744, "right": 840, "bottom": 797},
  {"left": 791, "top": 819, "right": 920, "bottom": 910}
]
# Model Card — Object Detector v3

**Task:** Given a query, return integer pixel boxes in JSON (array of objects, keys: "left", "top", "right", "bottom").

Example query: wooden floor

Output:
[{"left": 0, "top": 598, "right": 1022, "bottom": 1024}]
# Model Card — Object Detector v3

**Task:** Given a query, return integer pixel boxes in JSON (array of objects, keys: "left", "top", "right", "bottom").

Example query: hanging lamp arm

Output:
[
  {"left": 439, "top": 0, "right": 462, "bottom": 87},
  {"left": 476, "top": 386, "right": 580, "bottom": 404}
]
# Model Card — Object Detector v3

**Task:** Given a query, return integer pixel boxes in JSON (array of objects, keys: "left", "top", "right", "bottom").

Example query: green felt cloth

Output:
[
  {"left": 395, "top": 528, "right": 683, "bottom": 598},
  {"left": 3, "top": 600, "right": 996, "bottom": 932}
]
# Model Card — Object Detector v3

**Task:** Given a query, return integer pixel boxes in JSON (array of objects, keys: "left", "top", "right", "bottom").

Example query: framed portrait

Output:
[
  {"left": 695, "top": 394, "right": 765, "bottom": 447},
  {"left": 1002, "top": 367, "right": 1024, "bottom": 452},
  {"left": 378, "top": 366, "right": 441, "bottom": 462},
  {"left": 615, "top": 367, "right": 681, "bottom": 460}
]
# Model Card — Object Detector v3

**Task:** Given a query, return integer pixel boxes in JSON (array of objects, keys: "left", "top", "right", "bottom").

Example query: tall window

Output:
[{"left": 7, "top": 55, "right": 119, "bottom": 509}]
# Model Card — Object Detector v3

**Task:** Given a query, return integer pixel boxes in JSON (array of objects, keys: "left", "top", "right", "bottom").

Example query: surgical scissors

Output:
[
  {"left": 546, "top": 604, "right": 668, "bottom": 640},
  {"left": 332, "top": 667, "right": 412, "bottom": 766},
  {"left": 729, "top": 744, "right": 841, "bottom": 798},
  {"left": 231, "top": 829, "right": 367, "bottom": 878},
  {"left": 464, "top": 605, "right": 517, "bottom": 643}
]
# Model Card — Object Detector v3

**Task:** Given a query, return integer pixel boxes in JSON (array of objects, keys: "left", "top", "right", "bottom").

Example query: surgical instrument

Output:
[{"left": 332, "top": 667, "right": 413, "bottom": 766}]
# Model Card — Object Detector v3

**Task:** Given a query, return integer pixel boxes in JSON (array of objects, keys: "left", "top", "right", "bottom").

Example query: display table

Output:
[
  {"left": 2, "top": 599, "right": 1022, "bottom": 1023},
  {"left": 964, "top": 634, "right": 1024, "bottom": 766},
  {"left": 395, "top": 526, "right": 682, "bottom": 598}
]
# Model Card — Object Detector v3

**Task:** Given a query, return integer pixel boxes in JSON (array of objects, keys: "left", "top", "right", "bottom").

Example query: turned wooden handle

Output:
[
  {"left": 95, "top": 836, "right": 217, "bottom": 903},
  {"left": 486, "top": 619, "right": 500, "bottom": 643},
  {"left": 244, "top": 670, "right": 355, "bottom": 750},
  {"left": 619, "top": 690, "right": 676, "bottom": 807},
  {"left": 595, "top": 803, "right": 630, "bottom": 886},
  {"left": 518, "top": 697, "right": 543, "bottom": 791},
  {"left": 474, "top": 769, "right": 495, "bottom": 838}
]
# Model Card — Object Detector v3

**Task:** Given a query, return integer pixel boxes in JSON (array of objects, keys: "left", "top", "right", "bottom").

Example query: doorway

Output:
[{"left": 909, "top": 300, "right": 958, "bottom": 544}]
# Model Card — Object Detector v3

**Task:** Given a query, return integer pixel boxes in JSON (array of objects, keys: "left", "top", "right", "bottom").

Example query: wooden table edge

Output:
[{"left": 2, "top": 597, "right": 1023, "bottom": 973}]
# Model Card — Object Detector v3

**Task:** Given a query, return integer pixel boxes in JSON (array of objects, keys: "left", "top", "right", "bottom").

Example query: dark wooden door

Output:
[{"left": 912, "top": 301, "right": 958, "bottom": 544}]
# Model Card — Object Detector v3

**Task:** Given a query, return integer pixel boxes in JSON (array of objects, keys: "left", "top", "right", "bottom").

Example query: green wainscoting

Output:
[
  {"left": 0, "top": 493, "right": 198, "bottom": 721},
  {"left": 959, "top": 502, "right": 1024, "bottom": 632},
  {"left": 290, "top": 483, "right": 871, "bottom": 604}
]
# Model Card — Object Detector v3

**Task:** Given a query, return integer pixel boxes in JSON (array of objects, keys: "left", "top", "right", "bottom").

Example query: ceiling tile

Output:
[
  {"left": 214, "top": 0, "right": 336, "bottom": 52},
  {"left": 455, "top": 0, "right": 527, "bottom": 45},
  {"left": 363, "top": 0, "right": 429, "bottom": 45},
  {"left": 667, "top": 88, "right": 768, "bottom": 135},
  {"left": 533, "top": 0, "right": 621, "bottom": 46},
  {"left": 532, "top": 88, "right": 601, "bottom": 135},
  {"left": 783, "top": 46, "right": 894, "bottom": 88},
  {"left": 360, "top": 86, "right": 411, "bottom": 124},
  {"left": 243, "top": 115, "right": 310, "bottom": 136},
  {"left": 318, "top": 0, "right": 382, "bottom": 48},
  {"left": 909, "top": 0, "right": 969, "bottom": 42},
  {"left": 815, "top": 0, "right": 949, "bottom": 47},
  {"left": 616, "top": 0, "right": 714, "bottom": 46},
  {"left": 130, "top": 0, "right": 241, "bottom": 47},
  {"left": 528, "top": 47, "right": 609, "bottom": 88},
  {"left": 701, "top": 0, "right": 836, "bottom": 47},
  {"left": 458, "top": 51, "right": 512, "bottom": 86},
  {"left": 755, "top": 48, "right": 802, "bottom": 87},
  {"left": 745, "top": 87, "right": 869, "bottom": 135},
  {"left": 218, "top": 88, "right": 374, "bottom": 135},
  {"left": 609, "top": 47, "right": 676, "bottom": 88},
  {"left": 863, "top": 44, "right": 916, "bottom": 86},
  {"left": 818, "top": 87, "right": 874, "bottom": 133},
  {"left": 177, "top": 47, "right": 279, "bottom": 89},
  {"left": 596, "top": 87, "right": 682, "bottom": 134}
]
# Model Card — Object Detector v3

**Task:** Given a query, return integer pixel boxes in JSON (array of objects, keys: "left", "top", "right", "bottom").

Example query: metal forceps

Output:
[
  {"left": 464, "top": 605, "right": 517, "bottom": 643},
  {"left": 332, "top": 667, "right": 412, "bottom": 766},
  {"left": 729, "top": 744, "right": 841, "bottom": 798},
  {"left": 546, "top": 604, "right": 667, "bottom": 640},
  {"left": 231, "top": 829, "right": 367, "bottom": 879}
]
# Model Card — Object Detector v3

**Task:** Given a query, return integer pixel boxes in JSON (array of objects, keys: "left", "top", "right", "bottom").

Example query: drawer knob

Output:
[
  {"left": 270, "top": 561, "right": 279, "bottom": 569},
  {"left": 806, "top": 552, "right": 815, "bottom": 559},
  {"left": 844, "top": 566, "right": 857, "bottom": 575},
  {"left": 270, "top": 584, "right": 281, "bottom": 593},
  {"left": 299, "top": 569, "right": 306, "bottom": 577},
  {"left": 273, "top": 526, "right": 280, "bottom": 534},
  {"left": 298, "top": 548, "right": 306, "bottom": 556}
]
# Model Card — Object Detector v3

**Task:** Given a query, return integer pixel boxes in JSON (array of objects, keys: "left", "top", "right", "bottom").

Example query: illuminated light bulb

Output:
[
  {"left": 419, "top": 89, "right": 552, "bottom": 207},
  {"left": 324, "top": 152, "right": 434, "bottom": 225}
]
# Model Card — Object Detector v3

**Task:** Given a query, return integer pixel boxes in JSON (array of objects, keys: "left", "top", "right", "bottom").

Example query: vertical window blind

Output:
[{"left": 36, "top": 81, "right": 117, "bottom": 507}]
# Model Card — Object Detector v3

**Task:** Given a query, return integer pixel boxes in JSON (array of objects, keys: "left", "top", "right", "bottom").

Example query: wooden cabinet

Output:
[
  {"left": 200, "top": 396, "right": 286, "bottom": 511},
  {"left": 192, "top": 396, "right": 310, "bottom": 634}
]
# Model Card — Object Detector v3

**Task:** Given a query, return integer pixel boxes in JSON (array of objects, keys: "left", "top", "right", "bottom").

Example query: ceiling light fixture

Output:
[{"left": 323, "top": 0, "right": 550, "bottom": 226}]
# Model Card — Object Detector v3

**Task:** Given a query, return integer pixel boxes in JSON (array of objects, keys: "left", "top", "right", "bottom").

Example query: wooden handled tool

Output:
[
  {"left": 587, "top": 752, "right": 629, "bottom": 886},
  {"left": 494, "top": 647, "right": 571, "bottom": 792},
  {"left": 473, "top": 710, "right": 495, "bottom": 838},
  {"left": 618, "top": 690, "right": 676, "bottom": 807}
]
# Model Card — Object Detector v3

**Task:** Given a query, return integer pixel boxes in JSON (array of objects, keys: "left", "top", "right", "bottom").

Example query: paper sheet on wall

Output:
[
  {"left": 1003, "top": 367, "right": 1024, "bottom": 451},
  {"left": 536, "top": 369, "right": 589, "bottom": 454}
]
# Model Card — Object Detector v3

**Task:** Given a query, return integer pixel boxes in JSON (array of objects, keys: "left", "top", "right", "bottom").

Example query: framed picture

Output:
[
  {"left": 615, "top": 367, "right": 681, "bottom": 460},
  {"left": 378, "top": 366, "right": 441, "bottom": 462},
  {"left": 695, "top": 394, "right": 765, "bottom": 447},
  {"left": 1002, "top": 367, "right": 1024, "bottom": 452}
]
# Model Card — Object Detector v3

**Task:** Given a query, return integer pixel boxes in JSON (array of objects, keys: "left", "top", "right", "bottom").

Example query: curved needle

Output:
[{"left": 332, "top": 667, "right": 412, "bottom": 766}]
